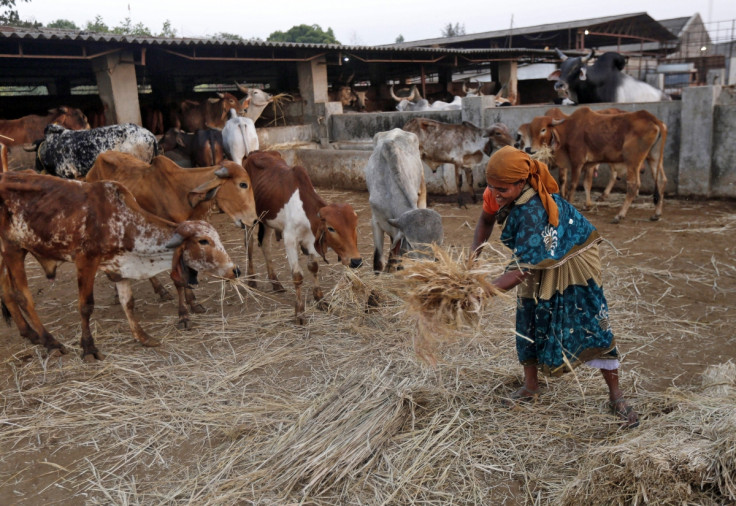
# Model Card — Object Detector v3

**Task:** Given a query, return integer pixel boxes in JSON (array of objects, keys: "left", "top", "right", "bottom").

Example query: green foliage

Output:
[
  {"left": 441, "top": 22, "right": 465, "bottom": 38},
  {"left": 159, "top": 20, "right": 176, "bottom": 38},
  {"left": 85, "top": 15, "right": 109, "bottom": 33},
  {"left": 0, "top": 0, "right": 28, "bottom": 24},
  {"left": 267, "top": 24, "right": 340, "bottom": 44},
  {"left": 111, "top": 17, "right": 153, "bottom": 36},
  {"left": 47, "top": 19, "right": 79, "bottom": 30},
  {"left": 395, "top": 34, "right": 405, "bottom": 43},
  {"left": 213, "top": 32, "right": 243, "bottom": 41}
]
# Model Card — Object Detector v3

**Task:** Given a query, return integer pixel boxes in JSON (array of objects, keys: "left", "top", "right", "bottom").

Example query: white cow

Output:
[
  {"left": 222, "top": 108, "right": 259, "bottom": 165},
  {"left": 236, "top": 84, "right": 274, "bottom": 122},
  {"left": 364, "top": 128, "right": 443, "bottom": 272}
]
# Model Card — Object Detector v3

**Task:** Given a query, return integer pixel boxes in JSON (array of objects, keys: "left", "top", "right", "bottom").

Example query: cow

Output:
[
  {"left": 462, "top": 80, "right": 484, "bottom": 97},
  {"left": 242, "top": 151, "right": 362, "bottom": 323},
  {"left": 222, "top": 109, "right": 259, "bottom": 165},
  {"left": 159, "top": 128, "right": 225, "bottom": 167},
  {"left": 86, "top": 151, "right": 258, "bottom": 328},
  {"left": 549, "top": 49, "right": 670, "bottom": 104},
  {"left": 429, "top": 96, "right": 463, "bottom": 111},
  {"left": 390, "top": 85, "right": 431, "bottom": 112},
  {"left": 28, "top": 123, "right": 158, "bottom": 178},
  {"left": 525, "top": 106, "right": 667, "bottom": 223},
  {"left": 174, "top": 92, "right": 245, "bottom": 132},
  {"left": 402, "top": 118, "right": 514, "bottom": 207},
  {"left": 364, "top": 129, "right": 444, "bottom": 273},
  {"left": 0, "top": 107, "right": 90, "bottom": 172},
  {"left": 0, "top": 171, "right": 239, "bottom": 361},
  {"left": 236, "top": 84, "right": 274, "bottom": 123}
]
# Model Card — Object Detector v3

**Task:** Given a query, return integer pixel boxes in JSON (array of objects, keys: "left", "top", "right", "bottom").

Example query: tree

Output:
[
  {"left": 441, "top": 22, "right": 465, "bottom": 38},
  {"left": 47, "top": 19, "right": 79, "bottom": 30},
  {"left": 159, "top": 20, "right": 176, "bottom": 38},
  {"left": 0, "top": 0, "right": 28, "bottom": 24},
  {"left": 85, "top": 15, "right": 109, "bottom": 33},
  {"left": 213, "top": 32, "right": 243, "bottom": 41},
  {"left": 395, "top": 34, "right": 405, "bottom": 43},
  {"left": 267, "top": 24, "right": 340, "bottom": 45}
]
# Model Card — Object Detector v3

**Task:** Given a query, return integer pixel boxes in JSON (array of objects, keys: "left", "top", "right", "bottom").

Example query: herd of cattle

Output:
[{"left": 0, "top": 49, "right": 672, "bottom": 362}]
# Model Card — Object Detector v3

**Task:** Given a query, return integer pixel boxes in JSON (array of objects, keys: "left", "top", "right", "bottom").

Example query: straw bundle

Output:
[
  {"left": 529, "top": 143, "right": 555, "bottom": 166},
  {"left": 559, "top": 363, "right": 736, "bottom": 505}
]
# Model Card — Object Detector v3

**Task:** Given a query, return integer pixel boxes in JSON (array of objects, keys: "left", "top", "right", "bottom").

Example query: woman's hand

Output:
[{"left": 492, "top": 269, "right": 532, "bottom": 292}]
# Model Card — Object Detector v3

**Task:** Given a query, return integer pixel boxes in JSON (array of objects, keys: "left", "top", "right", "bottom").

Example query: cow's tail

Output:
[
  {"left": 653, "top": 120, "right": 668, "bottom": 206},
  {"left": 257, "top": 221, "right": 265, "bottom": 246},
  {"left": 1, "top": 300, "right": 11, "bottom": 327},
  {"left": 237, "top": 121, "right": 249, "bottom": 162}
]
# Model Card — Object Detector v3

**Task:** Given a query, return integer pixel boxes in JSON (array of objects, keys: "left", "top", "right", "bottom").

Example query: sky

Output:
[{"left": 14, "top": 0, "right": 736, "bottom": 46}]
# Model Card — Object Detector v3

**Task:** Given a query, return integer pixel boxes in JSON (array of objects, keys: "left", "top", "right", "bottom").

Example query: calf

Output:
[
  {"left": 403, "top": 118, "right": 513, "bottom": 207},
  {"left": 243, "top": 151, "right": 362, "bottom": 323},
  {"left": 0, "top": 172, "right": 239, "bottom": 361},
  {"left": 29, "top": 123, "right": 158, "bottom": 178},
  {"left": 222, "top": 109, "right": 259, "bottom": 165},
  {"left": 86, "top": 152, "right": 258, "bottom": 328},
  {"left": 526, "top": 106, "right": 667, "bottom": 223},
  {"left": 365, "top": 129, "right": 444, "bottom": 272}
]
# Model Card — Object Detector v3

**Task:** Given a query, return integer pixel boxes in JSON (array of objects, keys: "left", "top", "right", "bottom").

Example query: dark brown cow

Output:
[
  {"left": 86, "top": 151, "right": 257, "bottom": 328},
  {"left": 173, "top": 92, "right": 245, "bottom": 132},
  {"left": 0, "top": 172, "right": 239, "bottom": 361},
  {"left": 527, "top": 106, "right": 667, "bottom": 223},
  {"left": 243, "top": 151, "right": 362, "bottom": 323},
  {"left": 160, "top": 128, "right": 225, "bottom": 167},
  {"left": 403, "top": 118, "right": 513, "bottom": 207},
  {"left": 0, "top": 107, "right": 90, "bottom": 172}
]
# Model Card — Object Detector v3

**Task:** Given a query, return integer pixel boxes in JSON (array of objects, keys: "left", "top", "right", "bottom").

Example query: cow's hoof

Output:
[
  {"left": 611, "top": 216, "right": 622, "bottom": 224},
  {"left": 316, "top": 299, "right": 328, "bottom": 311},
  {"left": 650, "top": 215, "right": 660, "bottom": 222},
  {"left": 246, "top": 280, "right": 258, "bottom": 289},
  {"left": 48, "top": 346, "right": 67, "bottom": 358},
  {"left": 596, "top": 195, "right": 608, "bottom": 202},
  {"left": 142, "top": 336, "right": 161, "bottom": 347},
  {"left": 295, "top": 314, "right": 306, "bottom": 325},
  {"left": 158, "top": 291, "right": 174, "bottom": 302},
  {"left": 190, "top": 303, "right": 206, "bottom": 314},
  {"left": 177, "top": 319, "right": 193, "bottom": 330},
  {"left": 272, "top": 282, "right": 286, "bottom": 293},
  {"left": 82, "top": 351, "right": 105, "bottom": 362}
]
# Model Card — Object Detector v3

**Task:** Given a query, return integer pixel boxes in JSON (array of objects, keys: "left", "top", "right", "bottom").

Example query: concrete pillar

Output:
[
  {"left": 462, "top": 95, "right": 496, "bottom": 128},
  {"left": 298, "top": 56, "right": 329, "bottom": 122},
  {"left": 678, "top": 85, "right": 721, "bottom": 196},
  {"left": 497, "top": 61, "right": 518, "bottom": 104},
  {"left": 92, "top": 51, "right": 142, "bottom": 125}
]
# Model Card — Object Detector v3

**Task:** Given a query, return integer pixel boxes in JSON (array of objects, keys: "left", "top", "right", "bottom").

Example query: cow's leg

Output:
[
  {"left": 567, "top": 165, "right": 584, "bottom": 205},
  {"left": 582, "top": 164, "right": 597, "bottom": 210},
  {"left": 371, "top": 218, "right": 385, "bottom": 273},
  {"left": 598, "top": 164, "right": 620, "bottom": 202},
  {"left": 75, "top": 258, "right": 105, "bottom": 362},
  {"left": 464, "top": 166, "right": 477, "bottom": 203},
  {"left": 173, "top": 283, "right": 192, "bottom": 330},
  {"left": 0, "top": 250, "right": 66, "bottom": 355},
  {"left": 283, "top": 236, "right": 305, "bottom": 323},
  {"left": 245, "top": 228, "right": 257, "bottom": 289},
  {"left": 116, "top": 280, "right": 160, "bottom": 348},
  {"left": 612, "top": 163, "right": 643, "bottom": 224},
  {"left": 417, "top": 175, "right": 427, "bottom": 209},
  {"left": 185, "top": 287, "right": 205, "bottom": 313},
  {"left": 649, "top": 151, "right": 667, "bottom": 221},
  {"left": 261, "top": 226, "right": 285, "bottom": 292},
  {"left": 149, "top": 276, "right": 174, "bottom": 301},
  {"left": 454, "top": 164, "right": 466, "bottom": 208},
  {"left": 307, "top": 253, "right": 327, "bottom": 310}
]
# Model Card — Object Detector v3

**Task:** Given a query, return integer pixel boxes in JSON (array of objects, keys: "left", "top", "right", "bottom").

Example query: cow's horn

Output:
[
  {"left": 235, "top": 82, "right": 249, "bottom": 95},
  {"left": 581, "top": 49, "right": 593, "bottom": 63},
  {"left": 555, "top": 48, "right": 568, "bottom": 61},
  {"left": 165, "top": 233, "right": 185, "bottom": 249},
  {"left": 214, "top": 166, "right": 230, "bottom": 178},
  {"left": 389, "top": 84, "right": 401, "bottom": 102},
  {"left": 462, "top": 81, "right": 468, "bottom": 93}
]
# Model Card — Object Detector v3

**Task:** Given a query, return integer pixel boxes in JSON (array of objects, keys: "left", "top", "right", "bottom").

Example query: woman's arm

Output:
[{"left": 492, "top": 269, "right": 532, "bottom": 292}]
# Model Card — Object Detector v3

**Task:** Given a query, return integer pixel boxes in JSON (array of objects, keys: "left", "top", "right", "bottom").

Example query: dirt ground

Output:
[{"left": 1, "top": 184, "right": 735, "bottom": 504}]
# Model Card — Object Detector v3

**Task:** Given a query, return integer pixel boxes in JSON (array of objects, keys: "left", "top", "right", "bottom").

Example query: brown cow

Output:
[
  {"left": 173, "top": 92, "right": 245, "bottom": 132},
  {"left": 0, "top": 107, "right": 90, "bottom": 172},
  {"left": 86, "top": 152, "right": 258, "bottom": 329},
  {"left": 526, "top": 106, "right": 667, "bottom": 223},
  {"left": 243, "top": 151, "right": 362, "bottom": 323},
  {"left": 403, "top": 118, "right": 513, "bottom": 207},
  {"left": 0, "top": 172, "right": 239, "bottom": 361},
  {"left": 160, "top": 128, "right": 225, "bottom": 167}
]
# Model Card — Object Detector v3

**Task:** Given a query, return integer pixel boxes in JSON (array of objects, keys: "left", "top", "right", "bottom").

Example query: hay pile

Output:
[{"left": 559, "top": 362, "right": 736, "bottom": 505}]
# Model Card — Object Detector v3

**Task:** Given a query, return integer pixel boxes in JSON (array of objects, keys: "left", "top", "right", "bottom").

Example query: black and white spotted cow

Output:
[{"left": 29, "top": 123, "right": 158, "bottom": 178}]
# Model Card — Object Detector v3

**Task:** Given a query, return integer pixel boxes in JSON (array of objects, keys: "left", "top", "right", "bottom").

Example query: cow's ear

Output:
[
  {"left": 550, "top": 128, "right": 561, "bottom": 150},
  {"left": 188, "top": 179, "right": 221, "bottom": 207},
  {"left": 547, "top": 70, "right": 561, "bottom": 81}
]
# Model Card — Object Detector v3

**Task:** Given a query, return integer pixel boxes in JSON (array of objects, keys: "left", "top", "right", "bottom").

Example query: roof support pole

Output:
[
  {"left": 91, "top": 51, "right": 142, "bottom": 126},
  {"left": 496, "top": 60, "right": 518, "bottom": 105}
]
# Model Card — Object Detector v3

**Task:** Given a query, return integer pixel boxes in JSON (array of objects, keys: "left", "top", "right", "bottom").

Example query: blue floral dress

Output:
[{"left": 499, "top": 187, "right": 618, "bottom": 376}]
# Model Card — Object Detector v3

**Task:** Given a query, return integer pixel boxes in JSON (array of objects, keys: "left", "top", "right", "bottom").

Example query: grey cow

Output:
[{"left": 364, "top": 128, "right": 443, "bottom": 272}]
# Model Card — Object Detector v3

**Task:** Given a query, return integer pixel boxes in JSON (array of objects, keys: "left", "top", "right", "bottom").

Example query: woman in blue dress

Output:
[{"left": 483, "top": 146, "right": 638, "bottom": 428}]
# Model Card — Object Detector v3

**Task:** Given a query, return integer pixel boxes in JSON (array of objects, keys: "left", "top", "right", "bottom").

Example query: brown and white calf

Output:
[
  {"left": 0, "top": 172, "right": 239, "bottom": 361},
  {"left": 86, "top": 151, "right": 257, "bottom": 329},
  {"left": 243, "top": 151, "right": 362, "bottom": 323}
]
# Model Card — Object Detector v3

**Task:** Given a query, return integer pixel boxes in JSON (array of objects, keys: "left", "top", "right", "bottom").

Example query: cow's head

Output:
[
  {"left": 213, "top": 92, "right": 244, "bottom": 117},
  {"left": 187, "top": 161, "right": 258, "bottom": 229},
  {"left": 548, "top": 48, "right": 594, "bottom": 100},
  {"left": 387, "top": 208, "right": 444, "bottom": 259},
  {"left": 50, "top": 106, "right": 91, "bottom": 131},
  {"left": 527, "top": 115, "right": 564, "bottom": 155},
  {"left": 315, "top": 203, "right": 362, "bottom": 269},
  {"left": 514, "top": 123, "right": 531, "bottom": 151},
  {"left": 166, "top": 220, "right": 240, "bottom": 288},
  {"left": 482, "top": 123, "right": 513, "bottom": 155},
  {"left": 160, "top": 128, "right": 193, "bottom": 153}
]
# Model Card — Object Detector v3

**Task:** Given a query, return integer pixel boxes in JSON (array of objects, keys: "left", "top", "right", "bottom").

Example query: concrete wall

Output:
[{"left": 273, "top": 86, "right": 736, "bottom": 199}]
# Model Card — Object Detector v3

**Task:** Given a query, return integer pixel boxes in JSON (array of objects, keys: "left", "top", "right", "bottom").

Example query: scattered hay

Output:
[
  {"left": 529, "top": 144, "right": 555, "bottom": 165},
  {"left": 559, "top": 363, "right": 736, "bottom": 505}
]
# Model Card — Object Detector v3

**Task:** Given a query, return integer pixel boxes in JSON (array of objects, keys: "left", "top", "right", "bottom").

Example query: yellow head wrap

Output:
[{"left": 486, "top": 146, "right": 560, "bottom": 226}]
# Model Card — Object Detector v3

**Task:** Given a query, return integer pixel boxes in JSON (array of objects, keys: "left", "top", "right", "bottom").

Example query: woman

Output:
[{"left": 484, "top": 146, "right": 638, "bottom": 428}]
